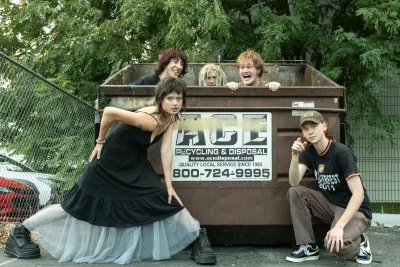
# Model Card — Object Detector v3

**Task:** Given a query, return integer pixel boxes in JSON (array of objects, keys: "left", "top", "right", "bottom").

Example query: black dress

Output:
[
  {"left": 23, "top": 114, "right": 200, "bottom": 264},
  {"left": 62, "top": 121, "right": 184, "bottom": 227}
]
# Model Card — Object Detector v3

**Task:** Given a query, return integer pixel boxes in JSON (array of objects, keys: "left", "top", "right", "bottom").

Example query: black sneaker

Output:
[
  {"left": 286, "top": 244, "right": 319, "bottom": 262},
  {"left": 190, "top": 228, "right": 217, "bottom": 265},
  {"left": 4, "top": 224, "right": 40, "bottom": 259},
  {"left": 356, "top": 233, "right": 372, "bottom": 264}
]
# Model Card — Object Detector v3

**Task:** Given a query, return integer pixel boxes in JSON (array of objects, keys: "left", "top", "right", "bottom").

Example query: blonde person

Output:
[
  {"left": 226, "top": 49, "right": 280, "bottom": 91},
  {"left": 198, "top": 63, "right": 227, "bottom": 86}
]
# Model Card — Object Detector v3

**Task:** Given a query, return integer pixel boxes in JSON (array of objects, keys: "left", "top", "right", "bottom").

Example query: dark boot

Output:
[
  {"left": 191, "top": 228, "right": 217, "bottom": 265},
  {"left": 4, "top": 224, "right": 40, "bottom": 259}
]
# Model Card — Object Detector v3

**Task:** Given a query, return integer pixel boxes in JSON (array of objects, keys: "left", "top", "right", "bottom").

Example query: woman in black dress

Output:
[{"left": 4, "top": 77, "right": 216, "bottom": 265}]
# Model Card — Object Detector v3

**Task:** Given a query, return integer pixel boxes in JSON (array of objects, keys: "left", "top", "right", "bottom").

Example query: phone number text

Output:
[{"left": 173, "top": 168, "right": 270, "bottom": 178}]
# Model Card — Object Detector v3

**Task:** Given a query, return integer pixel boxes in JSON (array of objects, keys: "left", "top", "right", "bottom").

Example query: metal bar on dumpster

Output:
[
  {"left": 97, "top": 107, "right": 346, "bottom": 113},
  {"left": 98, "top": 87, "right": 345, "bottom": 97}
]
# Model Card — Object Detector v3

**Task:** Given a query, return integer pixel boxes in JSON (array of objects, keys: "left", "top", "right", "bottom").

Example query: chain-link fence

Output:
[
  {"left": 348, "top": 79, "right": 400, "bottom": 206},
  {"left": 0, "top": 52, "right": 95, "bottom": 222}
]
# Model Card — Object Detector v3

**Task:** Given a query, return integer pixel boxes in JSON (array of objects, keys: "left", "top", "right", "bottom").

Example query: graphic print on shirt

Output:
[
  {"left": 314, "top": 166, "right": 340, "bottom": 191},
  {"left": 318, "top": 164, "right": 325, "bottom": 173}
]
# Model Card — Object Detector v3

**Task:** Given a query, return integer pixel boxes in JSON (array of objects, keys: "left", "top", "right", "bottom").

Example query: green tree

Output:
[
  {"left": 1, "top": 0, "right": 232, "bottom": 102},
  {"left": 322, "top": 0, "right": 400, "bottom": 149}
]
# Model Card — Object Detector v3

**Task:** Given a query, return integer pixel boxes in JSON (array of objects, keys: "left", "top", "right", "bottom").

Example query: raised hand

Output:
[{"left": 292, "top": 137, "right": 307, "bottom": 155}]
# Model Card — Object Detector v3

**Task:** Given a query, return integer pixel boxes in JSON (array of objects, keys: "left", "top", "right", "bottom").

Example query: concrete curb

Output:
[{"left": 372, "top": 213, "right": 400, "bottom": 227}]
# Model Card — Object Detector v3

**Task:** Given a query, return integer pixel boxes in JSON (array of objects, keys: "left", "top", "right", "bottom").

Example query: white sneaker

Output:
[
  {"left": 286, "top": 244, "right": 320, "bottom": 262},
  {"left": 356, "top": 233, "right": 372, "bottom": 264}
]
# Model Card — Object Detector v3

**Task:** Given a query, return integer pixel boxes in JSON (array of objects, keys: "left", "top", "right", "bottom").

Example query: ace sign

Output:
[{"left": 172, "top": 112, "right": 272, "bottom": 181}]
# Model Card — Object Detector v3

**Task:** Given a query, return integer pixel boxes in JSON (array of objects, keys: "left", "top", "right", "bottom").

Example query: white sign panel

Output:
[
  {"left": 172, "top": 112, "right": 272, "bottom": 181},
  {"left": 291, "top": 101, "right": 315, "bottom": 116}
]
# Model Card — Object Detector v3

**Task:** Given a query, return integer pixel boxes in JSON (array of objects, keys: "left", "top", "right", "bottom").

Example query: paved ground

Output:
[{"left": 0, "top": 226, "right": 398, "bottom": 267}]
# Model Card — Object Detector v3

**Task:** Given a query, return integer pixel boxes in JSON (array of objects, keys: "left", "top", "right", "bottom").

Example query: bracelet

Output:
[{"left": 96, "top": 139, "right": 106, "bottom": 144}]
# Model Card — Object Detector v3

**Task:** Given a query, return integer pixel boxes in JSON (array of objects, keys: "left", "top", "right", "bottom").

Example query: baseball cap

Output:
[{"left": 300, "top": 110, "right": 324, "bottom": 126}]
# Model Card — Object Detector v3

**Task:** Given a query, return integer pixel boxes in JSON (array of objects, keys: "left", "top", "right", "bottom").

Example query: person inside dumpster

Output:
[
  {"left": 285, "top": 110, "right": 372, "bottom": 264},
  {"left": 226, "top": 49, "right": 280, "bottom": 91},
  {"left": 4, "top": 77, "right": 217, "bottom": 265},
  {"left": 198, "top": 63, "right": 227, "bottom": 86},
  {"left": 130, "top": 48, "right": 188, "bottom": 85}
]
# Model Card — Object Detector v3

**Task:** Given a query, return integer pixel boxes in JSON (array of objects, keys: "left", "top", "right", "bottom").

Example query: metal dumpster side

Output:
[{"left": 97, "top": 63, "right": 345, "bottom": 244}]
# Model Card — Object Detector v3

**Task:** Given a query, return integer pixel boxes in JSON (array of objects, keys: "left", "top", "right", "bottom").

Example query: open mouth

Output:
[{"left": 242, "top": 74, "right": 252, "bottom": 80}]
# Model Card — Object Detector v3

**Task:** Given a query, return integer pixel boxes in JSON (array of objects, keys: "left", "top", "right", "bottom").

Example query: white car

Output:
[{"left": 0, "top": 155, "right": 52, "bottom": 207}]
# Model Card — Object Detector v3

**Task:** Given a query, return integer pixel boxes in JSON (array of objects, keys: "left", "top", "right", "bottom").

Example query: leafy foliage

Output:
[{"left": 322, "top": 0, "right": 400, "bottom": 150}]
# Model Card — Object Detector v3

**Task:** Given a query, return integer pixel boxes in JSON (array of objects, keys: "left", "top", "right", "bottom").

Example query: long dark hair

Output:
[
  {"left": 155, "top": 48, "right": 188, "bottom": 77},
  {"left": 153, "top": 77, "right": 187, "bottom": 120}
]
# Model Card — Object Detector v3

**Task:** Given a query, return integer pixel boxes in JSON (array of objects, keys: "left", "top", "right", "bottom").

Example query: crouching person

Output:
[{"left": 286, "top": 110, "right": 372, "bottom": 264}]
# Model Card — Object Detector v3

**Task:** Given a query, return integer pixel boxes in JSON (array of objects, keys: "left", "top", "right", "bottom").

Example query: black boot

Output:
[
  {"left": 191, "top": 228, "right": 217, "bottom": 265},
  {"left": 4, "top": 224, "right": 40, "bottom": 259}
]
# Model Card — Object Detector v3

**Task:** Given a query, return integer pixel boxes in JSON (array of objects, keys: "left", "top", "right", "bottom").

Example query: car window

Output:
[
  {"left": 0, "top": 157, "right": 34, "bottom": 172},
  {"left": 0, "top": 162, "right": 26, "bottom": 172}
]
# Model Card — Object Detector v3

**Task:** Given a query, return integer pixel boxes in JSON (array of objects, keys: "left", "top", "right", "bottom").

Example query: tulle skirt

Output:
[{"left": 23, "top": 204, "right": 200, "bottom": 264}]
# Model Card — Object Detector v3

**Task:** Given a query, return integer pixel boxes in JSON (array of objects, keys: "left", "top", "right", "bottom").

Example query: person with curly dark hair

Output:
[{"left": 131, "top": 48, "right": 188, "bottom": 85}]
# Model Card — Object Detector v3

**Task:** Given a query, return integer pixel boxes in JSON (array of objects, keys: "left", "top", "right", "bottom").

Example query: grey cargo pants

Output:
[{"left": 287, "top": 185, "right": 371, "bottom": 259}]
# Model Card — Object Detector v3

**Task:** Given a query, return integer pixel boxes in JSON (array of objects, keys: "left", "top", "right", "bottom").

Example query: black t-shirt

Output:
[
  {"left": 130, "top": 74, "right": 160, "bottom": 85},
  {"left": 299, "top": 140, "right": 372, "bottom": 219}
]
